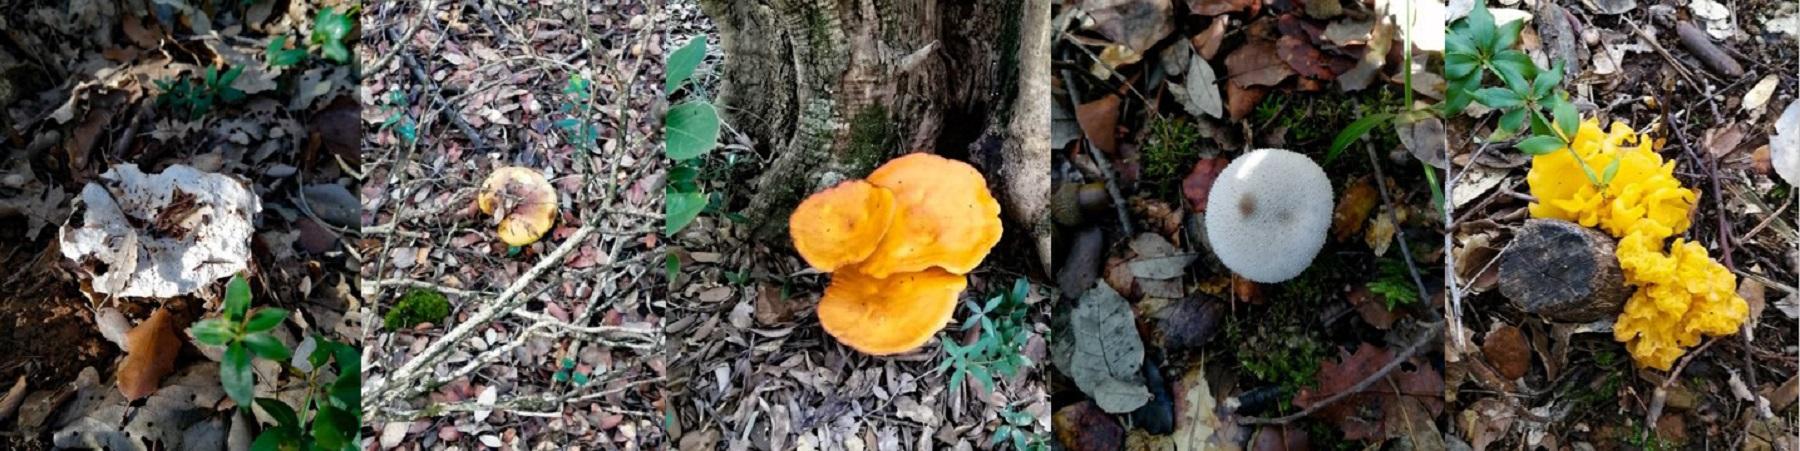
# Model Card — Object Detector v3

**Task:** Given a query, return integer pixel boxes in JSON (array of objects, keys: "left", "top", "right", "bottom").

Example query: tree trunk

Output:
[{"left": 700, "top": 0, "right": 1051, "bottom": 270}]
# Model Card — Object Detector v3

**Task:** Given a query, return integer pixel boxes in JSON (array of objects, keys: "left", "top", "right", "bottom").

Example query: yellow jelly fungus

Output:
[
  {"left": 1526, "top": 118, "right": 1695, "bottom": 240},
  {"left": 1526, "top": 118, "right": 1747, "bottom": 370},
  {"left": 1613, "top": 238, "right": 1748, "bottom": 370}
]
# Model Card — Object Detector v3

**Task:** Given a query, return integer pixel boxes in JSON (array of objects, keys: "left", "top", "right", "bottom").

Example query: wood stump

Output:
[{"left": 1498, "top": 219, "right": 1630, "bottom": 322}]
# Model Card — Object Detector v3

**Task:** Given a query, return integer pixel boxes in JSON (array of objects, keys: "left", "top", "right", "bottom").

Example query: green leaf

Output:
[
  {"left": 1494, "top": 19, "right": 1526, "bottom": 51},
  {"left": 256, "top": 398, "right": 300, "bottom": 429},
  {"left": 249, "top": 428, "right": 293, "bottom": 451},
  {"left": 244, "top": 308, "right": 288, "bottom": 333},
  {"left": 189, "top": 319, "right": 236, "bottom": 346},
  {"left": 1496, "top": 107, "right": 1528, "bottom": 138},
  {"left": 664, "top": 253, "right": 680, "bottom": 281},
  {"left": 1445, "top": 31, "right": 1476, "bottom": 57},
  {"left": 1533, "top": 60, "right": 1566, "bottom": 98},
  {"left": 1466, "top": 1, "right": 1497, "bottom": 52},
  {"left": 664, "top": 101, "right": 721, "bottom": 160},
  {"left": 266, "top": 36, "right": 306, "bottom": 67},
  {"left": 1552, "top": 96, "right": 1579, "bottom": 141},
  {"left": 1441, "top": 75, "right": 1481, "bottom": 116},
  {"left": 1491, "top": 51, "right": 1536, "bottom": 88},
  {"left": 1421, "top": 159, "right": 1445, "bottom": 214},
  {"left": 553, "top": 370, "right": 569, "bottom": 382},
  {"left": 1515, "top": 135, "right": 1565, "bottom": 155},
  {"left": 1326, "top": 113, "right": 1395, "bottom": 164},
  {"left": 243, "top": 333, "right": 292, "bottom": 361},
  {"left": 311, "top": 404, "right": 349, "bottom": 450},
  {"left": 572, "top": 372, "right": 590, "bottom": 385},
  {"left": 222, "top": 342, "right": 255, "bottom": 405},
  {"left": 225, "top": 274, "right": 251, "bottom": 321},
  {"left": 322, "top": 41, "right": 350, "bottom": 64},
  {"left": 1601, "top": 156, "right": 1623, "bottom": 185},
  {"left": 666, "top": 190, "right": 706, "bottom": 235},
  {"left": 313, "top": 7, "right": 352, "bottom": 43},
  {"left": 1471, "top": 88, "right": 1524, "bottom": 109},
  {"left": 1444, "top": 52, "right": 1479, "bottom": 80},
  {"left": 665, "top": 36, "right": 707, "bottom": 93}
]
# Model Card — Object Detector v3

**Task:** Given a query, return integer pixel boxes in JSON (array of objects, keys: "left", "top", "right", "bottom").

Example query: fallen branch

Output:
[{"left": 364, "top": 222, "right": 598, "bottom": 418}]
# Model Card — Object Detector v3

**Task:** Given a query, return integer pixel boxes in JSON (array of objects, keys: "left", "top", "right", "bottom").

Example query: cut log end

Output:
[{"left": 1498, "top": 219, "right": 1630, "bottom": 322}]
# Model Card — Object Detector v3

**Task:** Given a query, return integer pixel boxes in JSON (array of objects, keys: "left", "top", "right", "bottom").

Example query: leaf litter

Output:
[
  {"left": 0, "top": 0, "right": 364, "bottom": 448},
  {"left": 1053, "top": 0, "right": 1448, "bottom": 447}
]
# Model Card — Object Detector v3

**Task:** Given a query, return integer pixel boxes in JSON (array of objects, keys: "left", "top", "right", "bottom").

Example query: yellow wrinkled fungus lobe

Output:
[
  {"left": 1526, "top": 118, "right": 1695, "bottom": 240},
  {"left": 1525, "top": 118, "right": 1747, "bottom": 370},
  {"left": 1613, "top": 238, "right": 1748, "bottom": 370}
]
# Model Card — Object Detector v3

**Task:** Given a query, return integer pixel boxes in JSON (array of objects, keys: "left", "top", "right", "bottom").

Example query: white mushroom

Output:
[{"left": 1203, "top": 148, "right": 1333, "bottom": 283}]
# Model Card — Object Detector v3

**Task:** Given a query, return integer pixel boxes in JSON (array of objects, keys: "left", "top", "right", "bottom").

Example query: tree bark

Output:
[{"left": 700, "top": 0, "right": 1052, "bottom": 270}]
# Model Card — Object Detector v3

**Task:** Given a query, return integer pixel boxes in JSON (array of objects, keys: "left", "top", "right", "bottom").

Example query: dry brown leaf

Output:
[
  {"left": 118, "top": 307, "right": 183, "bottom": 401},
  {"left": 1079, "top": 0, "right": 1174, "bottom": 53},
  {"left": 1225, "top": 83, "right": 1268, "bottom": 121},
  {"left": 1292, "top": 343, "right": 1443, "bottom": 440},
  {"left": 1225, "top": 40, "right": 1294, "bottom": 88},
  {"left": 1181, "top": 158, "right": 1229, "bottom": 212},
  {"left": 1346, "top": 286, "right": 1397, "bottom": 330},
  {"left": 1188, "top": 0, "right": 1259, "bottom": 16},
  {"left": 1481, "top": 324, "right": 1531, "bottom": 380},
  {"left": 1331, "top": 176, "right": 1378, "bottom": 241},
  {"left": 1076, "top": 93, "right": 1123, "bottom": 155}
]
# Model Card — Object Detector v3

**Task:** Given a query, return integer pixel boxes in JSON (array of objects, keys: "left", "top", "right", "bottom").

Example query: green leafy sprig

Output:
[
  {"left": 938, "top": 278, "right": 1034, "bottom": 394},
  {"left": 188, "top": 274, "right": 362, "bottom": 451}
]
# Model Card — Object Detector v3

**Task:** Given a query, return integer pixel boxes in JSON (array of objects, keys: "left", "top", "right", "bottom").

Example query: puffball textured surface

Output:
[{"left": 1203, "top": 148, "right": 1333, "bottom": 283}]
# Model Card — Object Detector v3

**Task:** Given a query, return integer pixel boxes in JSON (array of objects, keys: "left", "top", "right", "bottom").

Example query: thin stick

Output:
[
  {"left": 365, "top": 223, "right": 599, "bottom": 417},
  {"left": 365, "top": 0, "right": 438, "bottom": 77}
]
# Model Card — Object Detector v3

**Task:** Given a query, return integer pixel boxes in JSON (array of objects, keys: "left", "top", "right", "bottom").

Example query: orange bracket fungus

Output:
[
  {"left": 789, "top": 153, "right": 1003, "bottom": 355},
  {"left": 1202, "top": 148, "right": 1333, "bottom": 283},
  {"left": 477, "top": 167, "right": 560, "bottom": 246},
  {"left": 1525, "top": 118, "right": 1748, "bottom": 370}
]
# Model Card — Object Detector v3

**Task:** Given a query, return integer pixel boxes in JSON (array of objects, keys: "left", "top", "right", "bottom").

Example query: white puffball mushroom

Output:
[{"left": 1204, "top": 148, "right": 1333, "bottom": 283}]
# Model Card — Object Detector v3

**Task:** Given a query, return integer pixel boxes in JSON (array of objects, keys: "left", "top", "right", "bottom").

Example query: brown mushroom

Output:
[{"left": 478, "top": 167, "right": 559, "bottom": 246}]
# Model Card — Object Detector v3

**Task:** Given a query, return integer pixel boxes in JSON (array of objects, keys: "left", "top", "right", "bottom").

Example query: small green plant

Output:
[
  {"left": 188, "top": 274, "right": 362, "bottom": 451},
  {"left": 991, "top": 405, "right": 1048, "bottom": 450},
  {"left": 551, "top": 357, "right": 595, "bottom": 386},
  {"left": 1366, "top": 258, "right": 1420, "bottom": 310},
  {"left": 155, "top": 65, "right": 246, "bottom": 119},
  {"left": 310, "top": 6, "right": 355, "bottom": 65},
  {"left": 382, "top": 288, "right": 450, "bottom": 330},
  {"left": 378, "top": 90, "right": 418, "bottom": 145},
  {"left": 1445, "top": 2, "right": 1615, "bottom": 188},
  {"left": 664, "top": 35, "right": 720, "bottom": 235},
  {"left": 557, "top": 74, "right": 602, "bottom": 151},
  {"left": 938, "top": 278, "right": 1034, "bottom": 394},
  {"left": 265, "top": 35, "right": 308, "bottom": 68},
  {"left": 1142, "top": 116, "right": 1203, "bottom": 189},
  {"left": 1323, "top": 1, "right": 1446, "bottom": 209}
]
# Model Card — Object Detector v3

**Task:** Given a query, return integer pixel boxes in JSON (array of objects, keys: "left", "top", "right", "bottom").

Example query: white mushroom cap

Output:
[{"left": 1203, "top": 148, "right": 1333, "bottom": 283}]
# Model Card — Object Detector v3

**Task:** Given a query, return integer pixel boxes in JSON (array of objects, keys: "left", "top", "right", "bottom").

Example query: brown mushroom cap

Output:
[
  {"left": 789, "top": 180, "right": 897, "bottom": 272},
  {"left": 477, "top": 167, "right": 560, "bottom": 246},
  {"left": 816, "top": 267, "right": 965, "bottom": 355},
  {"left": 855, "top": 153, "right": 1003, "bottom": 278}
]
